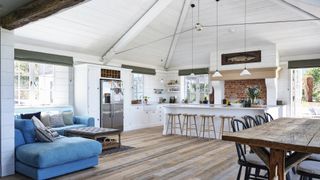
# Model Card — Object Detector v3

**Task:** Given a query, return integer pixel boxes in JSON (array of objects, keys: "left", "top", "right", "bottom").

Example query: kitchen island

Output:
[{"left": 162, "top": 104, "right": 286, "bottom": 138}]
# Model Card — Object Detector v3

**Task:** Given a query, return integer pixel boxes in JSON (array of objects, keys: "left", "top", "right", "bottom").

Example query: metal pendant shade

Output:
[
  {"left": 240, "top": 67, "right": 251, "bottom": 76},
  {"left": 212, "top": 69, "right": 223, "bottom": 77}
]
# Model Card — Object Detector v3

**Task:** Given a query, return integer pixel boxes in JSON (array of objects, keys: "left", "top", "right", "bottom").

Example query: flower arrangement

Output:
[{"left": 246, "top": 86, "right": 260, "bottom": 104}]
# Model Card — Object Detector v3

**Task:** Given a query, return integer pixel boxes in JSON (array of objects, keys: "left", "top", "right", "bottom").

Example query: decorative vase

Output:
[{"left": 251, "top": 97, "right": 257, "bottom": 105}]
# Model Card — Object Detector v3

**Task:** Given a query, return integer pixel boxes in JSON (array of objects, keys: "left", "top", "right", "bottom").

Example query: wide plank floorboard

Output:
[{"left": 4, "top": 126, "right": 254, "bottom": 180}]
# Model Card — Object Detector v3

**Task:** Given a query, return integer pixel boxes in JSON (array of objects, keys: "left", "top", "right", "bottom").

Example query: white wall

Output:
[
  {"left": 210, "top": 44, "right": 279, "bottom": 71},
  {"left": 0, "top": 28, "right": 15, "bottom": 176},
  {"left": 53, "top": 66, "right": 72, "bottom": 105}
]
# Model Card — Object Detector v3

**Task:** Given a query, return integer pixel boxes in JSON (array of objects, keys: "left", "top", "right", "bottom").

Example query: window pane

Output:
[
  {"left": 132, "top": 74, "right": 144, "bottom": 100},
  {"left": 20, "top": 76, "right": 30, "bottom": 89},
  {"left": 19, "top": 62, "right": 29, "bottom": 75}
]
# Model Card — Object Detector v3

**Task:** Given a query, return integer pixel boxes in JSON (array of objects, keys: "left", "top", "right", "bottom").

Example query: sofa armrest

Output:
[{"left": 73, "top": 116, "right": 95, "bottom": 127}]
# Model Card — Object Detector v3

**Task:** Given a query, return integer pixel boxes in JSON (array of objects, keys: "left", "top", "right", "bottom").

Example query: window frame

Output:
[
  {"left": 183, "top": 74, "right": 209, "bottom": 104},
  {"left": 14, "top": 61, "right": 59, "bottom": 107},
  {"left": 132, "top": 73, "right": 144, "bottom": 100}
]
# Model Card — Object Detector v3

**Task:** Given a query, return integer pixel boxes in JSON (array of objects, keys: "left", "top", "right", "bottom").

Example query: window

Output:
[
  {"left": 184, "top": 75, "right": 209, "bottom": 103},
  {"left": 14, "top": 61, "right": 70, "bottom": 107},
  {"left": 132, "top": 73, "right": 144, "bottom": 100}
]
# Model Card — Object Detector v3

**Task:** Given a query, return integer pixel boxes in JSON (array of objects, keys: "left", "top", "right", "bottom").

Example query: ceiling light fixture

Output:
[
  {"left": 240, "top": 0, "right": 251, "bottom": 76},
  {"left": 212, "top": 0, "right": 222, "bottom": 78},
  {"left": 195, "top": 0, "right": 203, "bottom": 31},
  {"left": 190, "top": 3, "right": 196, "bottom": 77}
]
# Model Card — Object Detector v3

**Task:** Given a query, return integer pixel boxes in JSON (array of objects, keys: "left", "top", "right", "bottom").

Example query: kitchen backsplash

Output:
[{"left": 224, "top": 79, "right": 267, "bottom": 103}]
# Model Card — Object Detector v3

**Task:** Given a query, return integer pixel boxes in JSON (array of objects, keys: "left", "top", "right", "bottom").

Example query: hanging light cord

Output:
[
  {"left": 198, "top": 0, "right": 200, "bottom": 24},
  {"left": 216, "top": 0, "right": 219, "bottom": 71},
  {"left": 244, "top": 0, "right": 247, "bottom": 69},
  {"left": 192, "top": 4, "right": 194, "bottom": 74}
]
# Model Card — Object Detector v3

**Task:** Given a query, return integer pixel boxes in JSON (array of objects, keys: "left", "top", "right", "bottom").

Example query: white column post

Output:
[
  {"left": 265, "top": 78, "right": 278, "bottom": 106},
  {"left": 0, "top": 28, "right": 15, "bottom": 176}
]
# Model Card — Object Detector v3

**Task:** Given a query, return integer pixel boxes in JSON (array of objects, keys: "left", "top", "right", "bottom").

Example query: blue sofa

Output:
[
  {"left": 15, "top": 106, "right": 94, "bottom": 135},
  {"left": 15, "top": 119, "right": 102, "bottom": 180}
]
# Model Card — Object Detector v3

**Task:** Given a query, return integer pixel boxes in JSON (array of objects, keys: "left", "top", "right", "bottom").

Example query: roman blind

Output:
[
  {"left": 15, "top": 49, "right": 73, "bottom": 66},
  {"left": 121, "top": 64, "right": 156, "bottom": 75},
  {"left": 178, "top": 68, "right": 209, "bottom": 76},
  {"left": 288, "top": 59, "right": 320, "bottom": 69}
]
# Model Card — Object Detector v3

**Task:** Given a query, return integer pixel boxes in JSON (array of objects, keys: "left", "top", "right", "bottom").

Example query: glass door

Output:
[{"left": 291, "top": 68, "right": 320, "bottom": 118}]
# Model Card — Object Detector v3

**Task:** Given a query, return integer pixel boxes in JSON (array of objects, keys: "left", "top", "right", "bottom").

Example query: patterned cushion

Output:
[
  {"left": 62, "top": 111, "right": 74, "bottom": 125},
  {"left": 49, "top": 114, "right": 65, "bottom": 128},
  {"left": 244, "top": 154, "right": 265, "bottom": 166},
  {"left": 40, "top": 113, "right": 51, "bottom": 127},
  {"left": 32, "top": 116, "right": 59, "bottom": 142}
]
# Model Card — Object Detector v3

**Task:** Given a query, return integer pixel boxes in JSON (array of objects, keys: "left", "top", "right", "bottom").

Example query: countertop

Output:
[{"left": 162, "top": 104, "right": 284, "bottom": 110}]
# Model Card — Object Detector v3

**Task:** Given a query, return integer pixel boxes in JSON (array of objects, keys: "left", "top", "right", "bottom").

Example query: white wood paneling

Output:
[
  {"left": 12, "top": 0, "right": 320, "bottom": 69},
  {"left": 0, "top": 28, "right": 15, "bottom": 177}
]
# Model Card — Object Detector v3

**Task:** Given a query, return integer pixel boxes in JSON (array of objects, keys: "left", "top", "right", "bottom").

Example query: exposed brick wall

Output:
[{"left": 224, "top": 79, "right": 267, "bottom": 103}]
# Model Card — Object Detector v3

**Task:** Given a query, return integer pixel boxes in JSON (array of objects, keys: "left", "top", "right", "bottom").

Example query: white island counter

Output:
[{"left": 162, "top": 104, "right": 286, "bottom": 138}]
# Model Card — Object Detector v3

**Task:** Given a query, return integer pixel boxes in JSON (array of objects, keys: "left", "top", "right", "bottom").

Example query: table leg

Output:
[
  {"left": 269, "top": 149, "right": 285, "bottom": 180},
  {"left": 118, "top": 133, "right": 121, "bottom": 148}
]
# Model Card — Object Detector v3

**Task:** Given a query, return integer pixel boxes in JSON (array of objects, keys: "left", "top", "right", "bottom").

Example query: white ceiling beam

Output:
[
  {"left": 101, "top": 0, "right": 174, "bottom": 64},
  {"left": 270, "top": 0, "right": 319, "bottom": 19},
  {"left": 164, "top": 0, "right": 191, "bottom": 69}
]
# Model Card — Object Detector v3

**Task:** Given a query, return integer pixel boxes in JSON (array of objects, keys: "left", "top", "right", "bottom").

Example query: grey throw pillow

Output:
[
  {"left": 40, "top": 113, "right": 51, "bottom": 127},
  {"left": 62, "top": 111, "right": 74, "bottom": 125},
  {"left": 32, "top": 116, "right": 46, "bottom": 129},
  {"left": 49, "top": 114, "right": 65, "bottom": 127}
]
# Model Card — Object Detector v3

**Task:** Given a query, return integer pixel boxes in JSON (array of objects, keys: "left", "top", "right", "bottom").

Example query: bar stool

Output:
[
  {"left": 219, "top": 115, "right": 235, "bottom": 139},
  {"left": 199, "top": 115, "right": 217, "bottom": 139},
  {"left": 182, "top": 114, "right": 198, "bottom": 137},
  {"left": 166, "top": 113, "right": 182, "bottom": 135}
]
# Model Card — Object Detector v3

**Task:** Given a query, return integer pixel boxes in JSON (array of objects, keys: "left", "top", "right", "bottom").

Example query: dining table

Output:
[{"left": 222, "top": 117, "right": 320, "bottom": 180}]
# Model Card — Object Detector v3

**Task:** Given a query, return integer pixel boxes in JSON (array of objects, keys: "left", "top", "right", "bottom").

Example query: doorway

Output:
[{"left": 291, "top": 67, "right": 320, "bottom": 118}]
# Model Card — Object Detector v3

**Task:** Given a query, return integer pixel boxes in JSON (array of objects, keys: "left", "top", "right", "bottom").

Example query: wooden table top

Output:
[{"left": 222, "top": 117, "right": 320, "bottom": 153}]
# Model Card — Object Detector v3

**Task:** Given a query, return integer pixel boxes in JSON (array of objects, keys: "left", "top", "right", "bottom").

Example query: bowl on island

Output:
[{"left": 231, "top": 103, "right": 243, "bottom": 107}]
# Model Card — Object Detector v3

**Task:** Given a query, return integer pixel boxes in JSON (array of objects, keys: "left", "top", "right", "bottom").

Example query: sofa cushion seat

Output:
[
  {"left": 16, "top": 137, "right": 102, "bottom": 169},
  {"left": 53, "top": 124, "right": 87, "bottom": 135}
]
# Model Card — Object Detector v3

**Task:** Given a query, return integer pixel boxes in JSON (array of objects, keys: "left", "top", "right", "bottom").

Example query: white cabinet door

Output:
[{"left": 87, "top": 66, "right": 101, "bottom": 127}]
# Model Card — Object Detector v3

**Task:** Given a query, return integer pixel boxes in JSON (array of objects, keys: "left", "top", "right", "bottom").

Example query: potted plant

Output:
[
  {"left": 143, "top": 96, "right": 150, "bottom": 104},
  {"left": 246, "top": 86, "right": 260, "bottom": 105}
]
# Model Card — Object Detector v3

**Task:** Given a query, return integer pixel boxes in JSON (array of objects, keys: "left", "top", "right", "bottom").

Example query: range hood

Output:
[{"left": 210, "top": 67, "right": 281, "bottom": 81}]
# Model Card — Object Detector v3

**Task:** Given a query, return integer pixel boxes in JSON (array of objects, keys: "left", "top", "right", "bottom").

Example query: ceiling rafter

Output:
[
  {"left": 0, "top": 0, "right": 88, "bottom": 30},
  {"left": 101, "top": 0, "right": 174, "bottom": 65},
  {"left": 164, "top": 0, "right": 191, "bottom": 69}
]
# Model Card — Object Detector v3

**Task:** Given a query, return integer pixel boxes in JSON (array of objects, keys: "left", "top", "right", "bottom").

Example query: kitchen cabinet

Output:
[
  {"left": 74, "top": 64, "right": 101, "bottom": 127},
  {"left": 124, "top": 104, "right": 164, "bottom": 131}
]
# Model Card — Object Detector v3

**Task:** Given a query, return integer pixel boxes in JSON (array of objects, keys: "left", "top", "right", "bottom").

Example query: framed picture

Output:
[{"left": 221, "top": 50, "right": 261, "bottom": 65}]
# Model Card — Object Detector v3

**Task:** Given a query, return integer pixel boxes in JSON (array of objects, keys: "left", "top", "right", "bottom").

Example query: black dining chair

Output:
[
  {"left": 243, "top": 115, "right": 260, "bottom": 128},
  {"left": 297, "top": 160, "right": 320, "bottom": 180},
  {"left": 231, "top": 119, "right": 269, "bottom": 180},
  {"left": 264, "top": 113, "right": 274, "bottom": 122},
  {"left": 255, "top": 115, "right": 267, "bottom": 124}
]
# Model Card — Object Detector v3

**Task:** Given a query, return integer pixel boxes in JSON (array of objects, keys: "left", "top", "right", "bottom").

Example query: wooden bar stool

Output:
[
  {"left": 166, "top": 113, "right": 182, "bottom": 135},
  {"left": 219, "top": 115, "right": 235, "bottom": 139},
  {"left": 182, "top": 114, "right": 198, "bottom": 137},
  {"left": 199, "top": 115, "right": 217, "bottom": 139}
]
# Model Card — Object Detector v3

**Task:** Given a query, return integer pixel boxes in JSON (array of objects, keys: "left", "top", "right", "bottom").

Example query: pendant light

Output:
[
  {"left": 190, "top": 3, "right": 195, "bottom": 76},
  {"left": 240, "top": 0, "right": 251, "bottom": 76},
  {"left": 212, "top": 0, "right": 222, "bottom": 77}
]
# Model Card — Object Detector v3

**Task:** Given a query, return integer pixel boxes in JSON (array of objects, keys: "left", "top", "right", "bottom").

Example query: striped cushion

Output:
[{"left": 35, "top": 128, "right": 60, "bottom": 142}]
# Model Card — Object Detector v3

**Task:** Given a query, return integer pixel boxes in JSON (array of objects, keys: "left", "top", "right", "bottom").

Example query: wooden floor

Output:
[{"left": 6, "top": 126, "right": 244, "bottom": 180}]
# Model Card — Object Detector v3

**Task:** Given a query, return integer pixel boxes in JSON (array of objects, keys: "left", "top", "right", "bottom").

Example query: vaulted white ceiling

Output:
[{"left": 12, "top": 0, "right": 320, "bottom": 69}]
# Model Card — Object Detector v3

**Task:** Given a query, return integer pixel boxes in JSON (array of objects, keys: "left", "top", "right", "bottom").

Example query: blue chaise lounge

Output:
[{"left": 15, "top": 119, "right": 102, "bottom": 180}]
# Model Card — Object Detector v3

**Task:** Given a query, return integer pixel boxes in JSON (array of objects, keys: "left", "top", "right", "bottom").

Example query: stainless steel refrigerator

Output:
[{"left": 100, "top": 79, "right": 123, "bottom": 131}]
